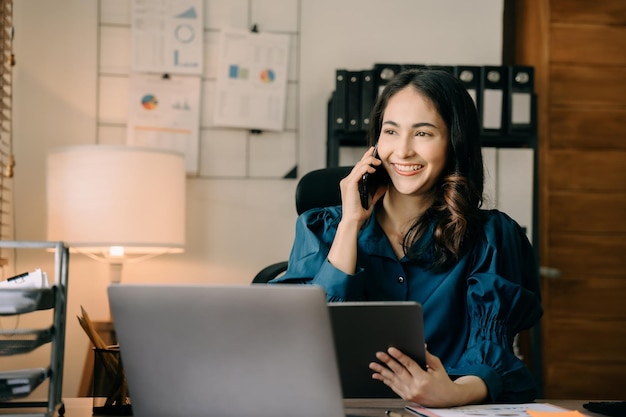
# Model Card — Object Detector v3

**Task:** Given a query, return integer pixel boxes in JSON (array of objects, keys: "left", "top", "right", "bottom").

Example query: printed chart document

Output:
[
  {"left": 213, "top": 29, "right": 289, "bottom": 131},
  {"left": 127, "top": 73, "right": 201, "bottom": 174},
  {"left": 131, "top": 0, "right": 203, "bottom": 75},
  {"left": 406, "top": 402, "right": 582, "bottom": 417}
]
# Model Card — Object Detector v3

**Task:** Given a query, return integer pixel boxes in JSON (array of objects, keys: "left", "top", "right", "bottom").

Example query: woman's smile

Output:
[{"left": 392, "top": 163, "right": 425, "bottom": 175}]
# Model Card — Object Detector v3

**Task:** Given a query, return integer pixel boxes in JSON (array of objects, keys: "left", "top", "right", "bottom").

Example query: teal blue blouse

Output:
[{"left": 271, "top": 206, "right": 542, "bottom": 403}]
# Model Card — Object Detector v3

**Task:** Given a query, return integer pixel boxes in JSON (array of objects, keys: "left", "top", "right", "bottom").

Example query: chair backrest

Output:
[
  {"left": 252, "top": 166, "right": 352, "bottom": 284},
  {"left": 295, "top": 166, "right": 352, "bottom": 214}
]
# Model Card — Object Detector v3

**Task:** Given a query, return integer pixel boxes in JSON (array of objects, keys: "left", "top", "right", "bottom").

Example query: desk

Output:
[
  {"left": 0, "top": 398, "right": 608, "bottom": 416},
  {"left": 344, "top": 399, "right": 606, "bottom": 416}
]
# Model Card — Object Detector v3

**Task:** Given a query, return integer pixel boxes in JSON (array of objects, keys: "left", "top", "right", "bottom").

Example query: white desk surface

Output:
[{"left": 344, "top": 398, "right": 609, "bottom": 416}]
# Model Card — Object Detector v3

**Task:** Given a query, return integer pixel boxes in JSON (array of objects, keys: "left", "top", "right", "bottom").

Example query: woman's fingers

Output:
[
  {"left": 387, "top": 347, "right": 427, "bottom": 376},
  {"left": 424, "top": 347, "right": 443, "bottom": 371},
  {"left": 369, "top": 347, "right": 425, "bottom": 382}
]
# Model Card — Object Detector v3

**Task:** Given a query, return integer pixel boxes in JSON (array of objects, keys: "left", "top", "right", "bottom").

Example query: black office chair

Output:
[{"left": 252, "top": 166, "right": 352, "bottom": 284}]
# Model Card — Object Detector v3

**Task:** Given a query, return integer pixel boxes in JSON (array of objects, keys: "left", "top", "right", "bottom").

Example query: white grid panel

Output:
[{"left": 97, "top": 0, "right": 300, "bottom": 178}]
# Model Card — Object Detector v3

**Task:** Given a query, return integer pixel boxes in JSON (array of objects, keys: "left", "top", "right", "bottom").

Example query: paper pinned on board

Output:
[
  {"left": 131, "top": 0, "right": 204, "bottom": 75},
  {"left": 126, "top": 73, "right": 201, "bottom": 174},
  {"left": 212, "top": 29, "right": 290, "bottom": 131}
]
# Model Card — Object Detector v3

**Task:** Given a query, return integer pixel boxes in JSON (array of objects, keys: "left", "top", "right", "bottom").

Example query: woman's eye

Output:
[
  {"left": 383, "top": 129, "right": 396, "bottom": 135},
  {"left": 415, "top": 131, "right": 428, "bottom": 137}
]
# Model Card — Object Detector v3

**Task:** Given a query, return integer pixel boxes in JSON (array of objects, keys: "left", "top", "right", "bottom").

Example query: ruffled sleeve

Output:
[
  {"left": 447, "top": 211, "right": 543, "bottom": 403},
  {"left": 270, "top": 207, "right": 366, "bottom": 301}
]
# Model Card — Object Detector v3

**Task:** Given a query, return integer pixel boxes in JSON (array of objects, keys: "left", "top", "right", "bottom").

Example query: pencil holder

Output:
[{"left": 92, "top": 347, "right": 133, "bottom": 416}]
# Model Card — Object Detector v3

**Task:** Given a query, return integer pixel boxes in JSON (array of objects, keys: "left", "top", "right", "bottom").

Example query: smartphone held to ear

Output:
[{"left": 358, "top": 148, "right": 389, "bottom": 209}]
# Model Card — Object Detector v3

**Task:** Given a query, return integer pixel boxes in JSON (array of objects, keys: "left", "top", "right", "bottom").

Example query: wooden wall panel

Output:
[
  {"left": 550, "top": 0, "right": 626, "bottom": 25},
  {"left": 551, "top": 25, "right": 626, "bottom": 66},
  {"left": 548, "top": 151, "right": 626, "bottom": 191},
  {"left": 545, "top": 318, "right": 626, "bottom": 360},
  {"left": 545, "top": 278, "right": 626, "bottom": 320},
  {"left": 544, "top": 361, "right": 625, "bottom": 399},
  {"left": 550, "top": 65, "right": 626, "bottom": 106},
  {"left": 550, "top": 108, "right": 626, "bottom": 149},
  {"left": 549, "top": 234, "right": 626, "bottom": 276},
  {"left": 549, "top": 193, "right": 626, "bottom": 233},
  {"left": 518, "top": 0, "right": 626, "bottom": 400}
]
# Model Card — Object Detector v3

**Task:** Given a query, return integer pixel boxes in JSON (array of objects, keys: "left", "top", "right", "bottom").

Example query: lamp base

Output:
[{"left": 109, "top": 263, "right": 123, "bottom": 284}]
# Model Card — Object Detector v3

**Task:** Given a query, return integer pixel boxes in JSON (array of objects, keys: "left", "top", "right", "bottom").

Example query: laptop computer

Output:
[
  {"left": 328, "top": 301, "right": 426, "bottom": 398},
  {"left": 108, "top": 284, "right": 347, "bottom": 417}
]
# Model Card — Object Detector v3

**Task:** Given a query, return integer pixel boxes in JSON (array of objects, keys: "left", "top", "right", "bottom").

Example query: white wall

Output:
[{"left": 5, "top": 0, "right": 502, "bottom": 398}]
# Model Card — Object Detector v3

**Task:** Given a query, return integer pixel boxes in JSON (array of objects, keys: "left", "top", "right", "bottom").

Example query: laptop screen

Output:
[{"left": 108, "top": 284, "right": 346, "bottom": 417}]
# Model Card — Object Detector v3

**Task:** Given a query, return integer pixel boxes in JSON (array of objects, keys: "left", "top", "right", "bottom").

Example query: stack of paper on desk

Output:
[{"left": 406, "top": 402, "right": 583, "bottom": 417}]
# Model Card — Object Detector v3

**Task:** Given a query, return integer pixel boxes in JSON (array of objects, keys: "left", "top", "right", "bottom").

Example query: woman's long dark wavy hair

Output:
[{"left": 368, "top": 68, "right": 484, "bottom": 271}]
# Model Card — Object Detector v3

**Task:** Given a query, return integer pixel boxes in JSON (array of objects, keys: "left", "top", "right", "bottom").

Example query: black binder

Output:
[
  {"left": 346, "top": 71, "right": 362, "bottom": 132},
  {"left": 332, "top": 69, "right": 348, "bottom": 131},
  {"left": 507, "top": 65, "right": 536, "bottom": 135},
  {"left": 481, "top": 65, "right": 508, "bottom": 135},
  {"left": 360, "top": 70, "right": 376, "bottom": 131},
  {"left": 454, "top": 65, "right": 482, "bottom": 118}
]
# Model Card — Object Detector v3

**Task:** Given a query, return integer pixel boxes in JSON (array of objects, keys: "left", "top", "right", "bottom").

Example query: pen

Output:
[
  {"left": 6, "top": 272, "right": 29, "bottom": 282},
  {"left": 385, "top": 410, "right": 414, "bottom": 417}
]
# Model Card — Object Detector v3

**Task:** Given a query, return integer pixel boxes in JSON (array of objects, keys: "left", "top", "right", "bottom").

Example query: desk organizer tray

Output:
[
  {"left": 0, "top": 368, "right": 48, "bottom": 401},
  {"left": 0, "top": 327, "right": 54, "bottom": 355},
  {"left": 0, "top": 288, "right": 54, "bottom": 315}
]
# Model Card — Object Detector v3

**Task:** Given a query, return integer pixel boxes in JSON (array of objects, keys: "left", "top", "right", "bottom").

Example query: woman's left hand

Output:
[{"left": 369, "top": 347, "right": 487, "bottom": 407}]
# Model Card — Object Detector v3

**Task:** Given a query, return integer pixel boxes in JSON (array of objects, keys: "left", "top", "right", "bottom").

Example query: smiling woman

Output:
[
  {"left": 364, "top": 68, "right": 485, "bottom": 272},
  {"left": 271, "top": 68, "right": 542, "bottom": 407},
  {"left": 375, "top": 86, "right": 449, "bottom": 214}
]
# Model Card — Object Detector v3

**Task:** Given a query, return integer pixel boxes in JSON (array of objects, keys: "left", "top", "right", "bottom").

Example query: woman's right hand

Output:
[
  {"left": 327, "top": 147, "right": 386, "bottom": 275},
  {"left": 339, "top": 146, "right": 385, "bottom": 224}
]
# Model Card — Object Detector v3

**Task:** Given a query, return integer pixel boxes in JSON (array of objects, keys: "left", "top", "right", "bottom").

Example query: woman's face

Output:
[{"left": 376, "top": 86, "right": 449, "bottom": 198}]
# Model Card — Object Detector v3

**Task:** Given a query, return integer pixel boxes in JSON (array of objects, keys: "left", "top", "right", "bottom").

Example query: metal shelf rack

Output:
[{"left": 0, "top": 241, "right": 69, "bottom": 417}]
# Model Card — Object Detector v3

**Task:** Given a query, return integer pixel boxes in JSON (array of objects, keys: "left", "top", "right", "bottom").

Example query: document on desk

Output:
[{"left": 406, "top": 402, "right": 582, "bottom": 417}]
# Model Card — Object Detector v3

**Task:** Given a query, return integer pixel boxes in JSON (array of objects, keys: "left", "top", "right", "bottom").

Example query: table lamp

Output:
[{"left": 46, "top": 145, "right": 186, "bottom": 283}]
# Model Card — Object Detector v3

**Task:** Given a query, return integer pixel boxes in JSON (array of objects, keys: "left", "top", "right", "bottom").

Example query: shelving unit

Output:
[
  {"left": 0, "top": 241, "right": 69, "bottom": 417},
  {"left": 327, "top": 64, "right": 537, "bottom": 165}
]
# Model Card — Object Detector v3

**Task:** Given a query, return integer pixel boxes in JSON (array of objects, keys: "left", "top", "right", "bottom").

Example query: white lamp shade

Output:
[{"left": 46, "top": 145, "right": 186, "bottom": 256}]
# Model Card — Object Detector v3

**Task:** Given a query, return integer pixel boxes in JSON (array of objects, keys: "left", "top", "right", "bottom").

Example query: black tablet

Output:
[{"left": 328, "top": 301, "right": 426, "bottom": 398}]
